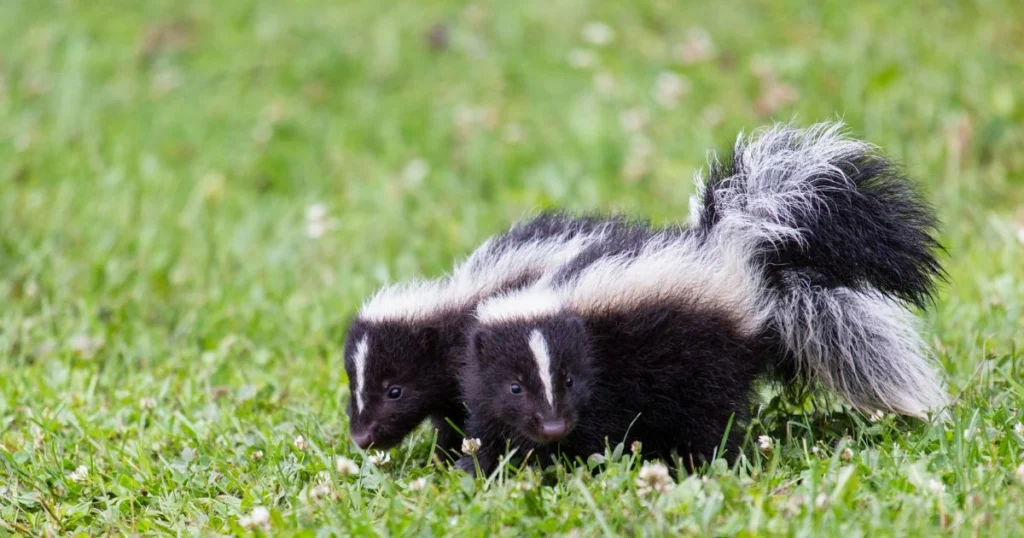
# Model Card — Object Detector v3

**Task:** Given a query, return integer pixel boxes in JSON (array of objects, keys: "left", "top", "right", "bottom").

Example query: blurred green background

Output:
[{"left": 2, "top": 0, "right": 1023, "bottom": 535}]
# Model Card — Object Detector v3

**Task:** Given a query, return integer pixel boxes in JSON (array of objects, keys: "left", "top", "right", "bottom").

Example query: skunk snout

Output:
[
  {"left": 540, "top": 419, "right": 567, "bottom": 440},
  {"left": 351, "top": 423, "right": 377, "bottom": 449},
  {"left": 531, "top": 412, "right": 569, "bottom": 442}
]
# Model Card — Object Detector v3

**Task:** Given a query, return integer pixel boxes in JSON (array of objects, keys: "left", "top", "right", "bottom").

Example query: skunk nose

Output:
[
  {"left": 352, "top": 430, "right": 373, "bottom": 449},
  {"left": 539, "top": 419, "right": 567, "bottom": 441},
  {"left": 351, "top": 423, "right": 376, "bottom": 449}
]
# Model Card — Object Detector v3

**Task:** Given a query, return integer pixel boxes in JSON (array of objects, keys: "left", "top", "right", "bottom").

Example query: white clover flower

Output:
[
  {"left": 335, "top": 456, "right": 359, "bottom": 476},
  {"left": 927, "top": 479, "right": 945, "bottom": 495},
  {"left": 635, "top": 462, "right": 673, "bottom": 497},
  {"left": 407, "top": 477, "right": 428, "bottom": 491},
  {"left": 758, "top": 435, "right": 774, "bottom": 454},
  {"left": 675, "top": 27, "right": 716, "bottom": 64},
  {"left": 368, "top": 450, "right": 391, "bottom": 467},
  {"left": 139, "top": 397, "right": 157, "bottom": 411},
  {"left": 68, "top": 335, "right": 103, "bottom": 359},
  {"left": 1016, "top": 462, "right": 1024, "bottom": 484},
  {"left": 1014, "top": 423, "right": 1023, "bottom": 436},
  {"left": 840, "top": 447, "right": 854, "bottom": 461},
  {"left": 593, "top": 71, "right": 617, "bottom": 95},
  {"left": 294, "top": 435, "right": 308, "bottom": 451},
  {"left": 401, "top": 158, "right": 430, "bottom": 187},
  {"left": 240, "top": 506, "right": 271, "bottom": 530},
  {"left": 868, "top": 409, "right": 886, "bottom": 422},
  {"left": 461, "top": 438, "right": 481, "bottom": 456},
  {"left": 305, "top": 203, "right": 327, "bottom": 222},
  {"left": 250, "top": 450, "right": 264, "bottom": 461},
  {"left": 68, "top": 465, "right": 89, "bottom": 483},
  {"left": 630, "top": 440, "right": 643, "bottom": 455},
  {"left": 567, "top": 48, "right": 597, "bottom": 69},
  {"left": 619, "top": 108, "right": 648, "bottom": 133},
  {"left": 308, "top": 482, "right": 332, "bottom": 501},
  {"left": 622, "top": 135, "right": 653, "bottom": 183},
  {"left": 581, "top": 22, "right": 614, "bottom": 46},
  {"left": 653, "top": 71, "right": 689, "bottom": 109},
  {"left": 815, "top": 492, "right": 829, "bottom": 509},
  {"left": 501, "top": 123, "right": 524, "bottom": 144},
  {"left": 304, "top": 203, "right": 336, "bottom": 239}
]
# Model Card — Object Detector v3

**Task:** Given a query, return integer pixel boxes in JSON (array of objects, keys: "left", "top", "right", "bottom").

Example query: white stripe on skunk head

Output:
[
  {"left": 563, "top": 232, "right": 770, "bottom": 336},
  {"left": 528, "top": 330, "right": 555, "bottom": 407},
  {"left": 475, "top": 284, "right": 565, "bottom": 325},
  {"left": 359, "top": 232, "right": 600, "bottom": 323},
  {"left": 772, "top": 285, "right": 948, "bottom": 417},
  {"left": 352, "top": 335, "right": 370, "bottom": 414}
]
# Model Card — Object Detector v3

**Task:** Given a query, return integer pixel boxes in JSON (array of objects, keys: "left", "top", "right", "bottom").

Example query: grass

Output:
[{"left": 1, "top": 0, "right": 1023, "bottom": 535}]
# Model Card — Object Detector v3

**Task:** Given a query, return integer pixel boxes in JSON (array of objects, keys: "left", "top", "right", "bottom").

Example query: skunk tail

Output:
[{"left": 693, "top": 122, "right": 947, "bottom": 417}]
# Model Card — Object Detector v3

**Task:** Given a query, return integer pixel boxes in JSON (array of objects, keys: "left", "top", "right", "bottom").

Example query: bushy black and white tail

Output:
[{"left": 693, "top": 122, "right": 947, "bottom": 417}]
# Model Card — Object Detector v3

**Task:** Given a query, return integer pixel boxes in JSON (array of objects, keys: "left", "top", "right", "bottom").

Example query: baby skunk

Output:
[
  {"left": 344, "top": 213, "right": 632, "bottom": 457},
  {"left": 457, "top": 123, "right": 946, "bottom": 474}
]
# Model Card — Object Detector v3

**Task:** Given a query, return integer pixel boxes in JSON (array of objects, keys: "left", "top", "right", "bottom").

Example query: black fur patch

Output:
[{"left": 457, "top": 302, "right": 765, "bottom": 475}]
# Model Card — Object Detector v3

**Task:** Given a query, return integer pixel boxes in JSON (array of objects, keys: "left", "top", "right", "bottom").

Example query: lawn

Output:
[{"left": 1, "top": 0, "right": 1023, "bottom": 535}]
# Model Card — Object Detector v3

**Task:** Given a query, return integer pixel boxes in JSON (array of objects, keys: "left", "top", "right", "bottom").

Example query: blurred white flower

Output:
[
  {"left": 758, "top": 435, "right": 774, "bottom": 454},
  {"left": 461, "top": 438, "right": 481, "bottom": 456},
  {"left": 501, "top": 123, "right": 524, "bottom": 144},
  {"left": 240, "top": 506, "right": 271, "bottom": 531},
  {"left": 401, "top": 158, "right": 430, "bottom": 187},
  {"left": 250, "top": 450, "right": 264, "bottom": 461},
  {"left": 407, "top": 477, "right": 428, "bottom": 491},
  {"left": 335, "top": 456, "right": 359, "bottom": 476},
  {"left": 294, "top": 435, "right": 308, "bottom": 451},
  {"left": 653, "top": 71, "right": 689, "bottom": 109},
  {"left": 368, "top": 450, "right": 391, "bottom": 467},
  {"left": 68, "top": 465, "right": 89, "bottom": 483},
  {"left": 1016, "top": 462, "right": 1024, "bottom": 484},
  {"left": 68, "top": 335, "right": 103, "bottom": 359},
  {"left": 567, "top": 48, "right": 598, "bottom": 69},
  {"left": 1014, "top": 423, "right": 1024, "bottom": 436},
  {"left": 868, "top": 409, "right": 886, "bottom": 422},
  {"left": 619, "top": 108, "right": 648, "bottom": 133},
  {"left": 1016, "top": 227, "right": 1024, "bottom": 246},
  {"left": 308, "top": 482, "right": 332, "bottom": 501},
  {"left": 593, "top": 71, "right": 617, "bottom": 95},
  {"left": 304, "top": 203, "right": 337, "bottom": 239},
  {"left": 622, "top": 135, "right": 653, "bottom": 183},
  {"left": 630, "top": 440, "right": 643, "bottom": 454},
  {"left": 675, "top": 27, "right": 716, "bottom": 64},
  {"left": 927, "top": 479, "right": 945, "bottom": 495},
  {"left": 305, "top": 203, "right": 328, "bottom": 222},
  {"left": 815, "top": 492, "right": 829, "bottom": 509},
  {"left": 139, "top": 397, "right": 157, "bottom": 411},
  {"left": 581, "top": 22, "right": 615, "bottom": 46},
  {"left": 636, "top": 462, "right": 673, "bottom": 496},
  {"left": 840, "top": 447, "right": 854, "bottom": 461}
]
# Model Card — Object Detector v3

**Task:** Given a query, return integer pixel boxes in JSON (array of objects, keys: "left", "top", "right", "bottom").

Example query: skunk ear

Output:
[
  {"left": 566, "top": 315, "right": 587, "bottom": 333},
  {"left": 469, "top": 328, "right": 490, "bottom": 358},
  {"left": 419, "top": 326, "right": 439, "bottom": 354}
]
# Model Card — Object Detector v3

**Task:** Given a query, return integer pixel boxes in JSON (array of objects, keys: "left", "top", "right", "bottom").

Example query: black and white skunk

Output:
[
  {"left": 343, "top": 213, "right": 638, "bottom": 456},
  {"left": 456, "top": 123, "right": 947, "bottom": 474}
]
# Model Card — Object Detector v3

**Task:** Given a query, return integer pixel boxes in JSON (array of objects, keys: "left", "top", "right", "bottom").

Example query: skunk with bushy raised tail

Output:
[
  {"left": 343, "top": 213, "right": 640, "bottom": 457},
  {"left": 457, "top": 122, "right": 947, "bottom": 474}
]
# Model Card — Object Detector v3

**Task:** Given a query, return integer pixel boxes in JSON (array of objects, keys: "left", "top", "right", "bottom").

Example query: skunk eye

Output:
[
  {"left": 565, "top": 375, "right": 574, "bottom": 388},
  {"left": 386, "top": 386, "right": 403, "bottom": 400},
  {"left": 509, "top": 383, "right": 523, "bottom": 395}
]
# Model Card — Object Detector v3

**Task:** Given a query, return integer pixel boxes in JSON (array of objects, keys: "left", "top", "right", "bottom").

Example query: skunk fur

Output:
[
  {"left": 456, "top": 123, "right": 946, "bottom": 474},
  {"left": 344, "top": 213, "right": 638, "bottom": 456}
]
